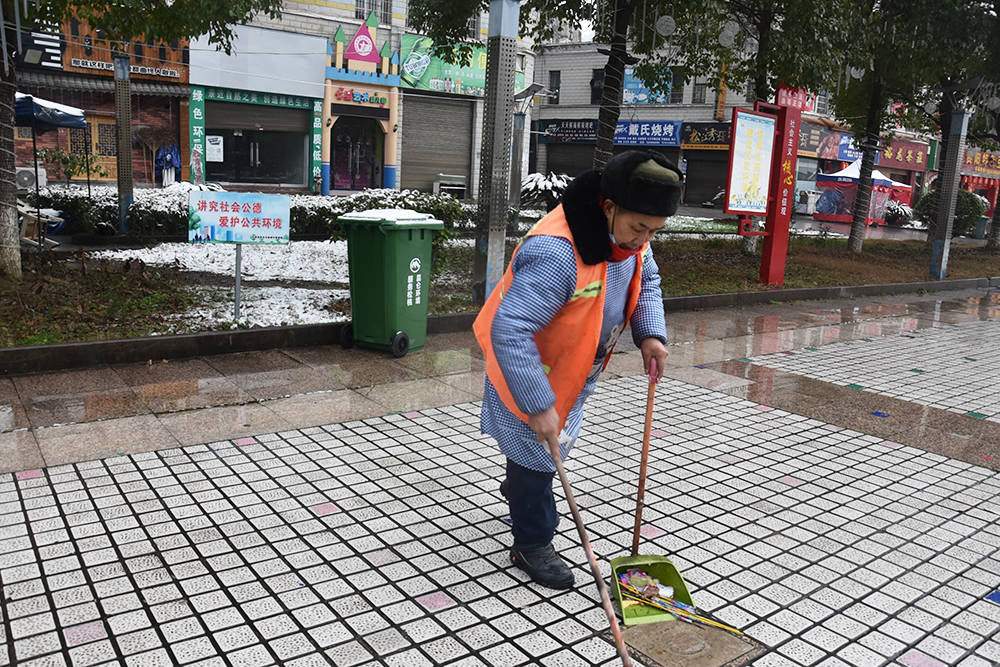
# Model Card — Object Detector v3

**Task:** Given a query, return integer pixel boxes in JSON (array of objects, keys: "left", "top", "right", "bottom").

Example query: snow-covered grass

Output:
[
  {"left": 171, "top": 286, "right": 349, "bottom": 329},
  {"left": 89, "top": 241, "right": 349, "bottom": 283}
]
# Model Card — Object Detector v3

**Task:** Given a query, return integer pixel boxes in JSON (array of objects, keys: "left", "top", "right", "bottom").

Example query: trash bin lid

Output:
[{"left": 338, "top": 208, "right": 444, "bottom": 230}]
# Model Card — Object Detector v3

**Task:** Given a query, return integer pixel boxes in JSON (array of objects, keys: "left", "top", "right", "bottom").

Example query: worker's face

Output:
[{"left": 601, "top": 199, "right": 666, "bottom": 250}]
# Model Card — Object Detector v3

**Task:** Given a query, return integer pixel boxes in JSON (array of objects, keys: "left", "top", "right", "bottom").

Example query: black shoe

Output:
[{"left": 510, "top": 543, "right": 575, "bottom": 589}]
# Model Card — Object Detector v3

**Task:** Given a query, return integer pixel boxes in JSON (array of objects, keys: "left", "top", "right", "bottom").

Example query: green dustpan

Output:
[
  {"left": 610, "top": 554, "right": 694, "bottom": 626},
  {"left": 612, "top": 359, "right": 694, "bottom": 626}
]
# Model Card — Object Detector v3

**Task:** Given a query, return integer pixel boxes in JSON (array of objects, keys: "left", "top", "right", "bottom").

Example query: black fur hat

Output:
[{"left": 600, "top": 150, "right": 683, "bottom": 217}]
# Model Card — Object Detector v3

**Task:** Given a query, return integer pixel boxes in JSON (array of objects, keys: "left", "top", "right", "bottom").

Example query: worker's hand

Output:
[
  {"left": 528, "top": 406, "right": 560, "bottom": 451},
  {"left": 640, "top": 337, "right": 668, "bottom": 380}
]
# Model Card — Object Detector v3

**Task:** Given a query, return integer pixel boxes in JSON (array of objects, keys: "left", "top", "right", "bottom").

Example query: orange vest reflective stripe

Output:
[{"left": 473, "top": 204, "right": 646, "bottom": 430}]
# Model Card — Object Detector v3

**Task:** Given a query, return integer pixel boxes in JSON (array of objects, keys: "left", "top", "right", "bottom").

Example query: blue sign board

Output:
[
  {"left": 837, "top": 133, "right": 879, "bottom": 163},
  {"left": 189, "top": 192, "right": 290, "bottom": 244},
  {"left": 614, "top": 120, "right": 682, "bottom": 147},
  {"left": 622, "top": 66, "right": 671, "bottom": 105}
]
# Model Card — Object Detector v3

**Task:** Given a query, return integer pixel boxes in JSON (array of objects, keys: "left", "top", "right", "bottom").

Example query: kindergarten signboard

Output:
[{"left": 188, "top": 192, "right": 290, "bottom": 244}]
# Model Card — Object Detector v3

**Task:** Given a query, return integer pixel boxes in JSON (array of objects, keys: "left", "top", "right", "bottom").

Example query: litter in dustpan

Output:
[{"left": 610, "top": 554, "right": 693, "bottom": 626}]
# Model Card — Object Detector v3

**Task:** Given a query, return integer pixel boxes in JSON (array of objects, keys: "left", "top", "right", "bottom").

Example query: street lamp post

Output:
[
  {"left": 472, "top": 0, "right": 520, "bottom": 306},
  {"left": 113, "top": 52, "right": 133, "bottom": 235}
]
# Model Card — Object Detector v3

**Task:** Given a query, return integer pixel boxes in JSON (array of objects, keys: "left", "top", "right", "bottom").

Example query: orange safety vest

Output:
[{"left": 473, "top": 204, "right": 646, "bottom": 430}]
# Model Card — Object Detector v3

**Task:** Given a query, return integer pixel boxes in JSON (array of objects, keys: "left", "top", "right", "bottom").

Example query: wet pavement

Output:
[{"left": 1, "top": 288, "right": 999, "bottom": 666}]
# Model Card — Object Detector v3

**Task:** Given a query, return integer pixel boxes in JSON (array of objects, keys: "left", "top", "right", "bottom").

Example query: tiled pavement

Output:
[{"left": 2, "top": 288, "right": 999, "bottom": 666}]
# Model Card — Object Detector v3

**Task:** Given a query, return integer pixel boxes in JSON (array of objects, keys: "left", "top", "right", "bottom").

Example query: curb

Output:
[{"left": 3, "top": 277, "right": 997, "bottom": 375}]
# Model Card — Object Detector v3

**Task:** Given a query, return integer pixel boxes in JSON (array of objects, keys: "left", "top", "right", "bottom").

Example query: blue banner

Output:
[
  {"left": 614, "top": 120, "right": 682, "bottom": 147},
  {"left": 622, "top": 66, "right": 670, "bottom": 105}
]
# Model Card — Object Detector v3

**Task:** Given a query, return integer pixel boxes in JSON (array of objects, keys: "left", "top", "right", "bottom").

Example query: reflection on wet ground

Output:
[{"left": 1, "top": 288, "right": 997, "bottom": 473}]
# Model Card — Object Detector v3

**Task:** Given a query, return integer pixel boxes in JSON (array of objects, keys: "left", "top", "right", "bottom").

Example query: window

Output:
[
  {"left": 97, "top": 123, "right": 116, "bottom": 157},
  {"left": 549, "top": 70, "right": 560, "bottom": 105},
  {"left": 669, "top": 69, "right": 684, "bottom": 104},
  {"left": 693, "top": 82, "right": 707, "bottom": 105},
  {"left": 814, "top": 92, "right": 830, "bottom": 115},
  {"left": 69, "top": 126, "right": 91, "bottom": 154},
  {"left": 16, "top": 126, "right": 33, "bottom": 140},
  {"left": 590, "top": 68, "right": 604, "bottom": 105},
  {"left": 467, "top": 12, "right": 480, "bottom": 39},
  {"left": 515, "top": 54, "right": 526, "bottom": 72},
  {"left": 355, "top": 0, "right": 391, "bottom": 25}
]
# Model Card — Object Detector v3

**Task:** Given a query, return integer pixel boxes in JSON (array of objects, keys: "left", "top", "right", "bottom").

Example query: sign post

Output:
[
  {"left": 188, "top": 192, "right": 291, "bottom": 321},
  {"left": 756, "top": 98, "right": 802, "bottom": 285},
  {"left": 726, "top": 84, "right": 806, "bottom": 286}
]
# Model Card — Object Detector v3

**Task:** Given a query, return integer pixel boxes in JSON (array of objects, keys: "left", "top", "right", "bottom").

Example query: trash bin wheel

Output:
[
  {"left": 339, "top": 323, "right": 354, "bottom": 349},
  {"left": 391, "top": 331, "right": 410, "bottom": 358}
]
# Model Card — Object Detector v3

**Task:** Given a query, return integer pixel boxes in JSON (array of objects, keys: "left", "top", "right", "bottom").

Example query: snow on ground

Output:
[
  {"left": 168, "top": 286, "right": 350, "bottom": 329},
  {"left": 90, "top": 241, "right": 350, "bottom": 283}
]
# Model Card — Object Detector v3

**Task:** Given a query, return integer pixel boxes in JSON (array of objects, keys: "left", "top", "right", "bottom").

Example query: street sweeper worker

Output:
[{"left": 474, "top": 150, "right": 681, "bottom": 589}]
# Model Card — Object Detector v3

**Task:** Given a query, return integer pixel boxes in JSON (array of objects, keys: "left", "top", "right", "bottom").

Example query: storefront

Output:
[
  {"left": 537, "top": 119, "right": 682, "bottom": 178},
  {"left": 681, "top": 122, "right": 731, "bottom": 205},
  {"left": 961, "top": 149, "right": 1000, "bottom": 216},
  {"left": 15, "top": 18, "right": 188, "bottom": 185},
  {"left": 876, "top": 139, "right": 929, "bottom": 204},
  {"left": 188, "top": 87, "right": 322, "bottom": 187},
  {"left": 189, "top": 25, "right": 326, "bottom": 189},
  {"left": 322, "top": 18, "right": 400, "bottom": 194},
  {"left": 398, "top": 35, "right": 527, "bottom": 194}
]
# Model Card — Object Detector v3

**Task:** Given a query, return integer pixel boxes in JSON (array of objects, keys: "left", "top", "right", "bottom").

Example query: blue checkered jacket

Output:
[{"left": 481, "top": 235, "right": 667, "bottom": 472}]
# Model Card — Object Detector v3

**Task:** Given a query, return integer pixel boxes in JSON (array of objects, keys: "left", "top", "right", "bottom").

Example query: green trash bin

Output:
[
  {"left": 338, "top": 209, "right": 444, "bottom": 357},
  {"left": 973, "top": 216, "right": 989, "bottom": 240}
]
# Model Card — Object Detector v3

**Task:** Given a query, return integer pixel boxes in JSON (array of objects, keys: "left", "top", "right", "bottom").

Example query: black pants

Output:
[{"left": 505, "top": 458, "right": 558, "bottom": 548}]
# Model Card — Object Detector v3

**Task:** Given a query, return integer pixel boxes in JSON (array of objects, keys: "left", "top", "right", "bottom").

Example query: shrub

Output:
[
  {"left": 33, "top": 185, "right": 467, "bottom": 243},
  {"left": 884, "top": 199, "right": 913, "bottom": 227},
  {"left": 914, "top": 187, "right": 987, "bottom": 237},
  {"left": 520, "top": 172, "right": 570, "bottom": 211}
]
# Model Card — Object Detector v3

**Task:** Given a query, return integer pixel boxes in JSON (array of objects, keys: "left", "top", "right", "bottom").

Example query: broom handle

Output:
[
  {"left": 547, "top": 436, "right": 633, "bottom": 667},
  {"left": 631, "top": 358, "right": 658, "bottom": 558}
]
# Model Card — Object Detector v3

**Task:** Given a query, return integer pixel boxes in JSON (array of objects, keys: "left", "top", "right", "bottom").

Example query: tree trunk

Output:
[
  {"left": 847, "top": 73, "right": 884, "bottom": 255},
  {"left": 0, "top": 59, "right": 20, "bottom": 279},
  {"left": 593, "top": 0, "right": 634, "bottom": 170},
  {"left": 927, "top": 88, "right": 954, "bottom": 247}
]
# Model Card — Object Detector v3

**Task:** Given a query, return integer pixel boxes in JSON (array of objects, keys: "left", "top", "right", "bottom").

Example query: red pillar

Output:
[{"left": 756, "top": 103, "right": 802, "bottom": 286}]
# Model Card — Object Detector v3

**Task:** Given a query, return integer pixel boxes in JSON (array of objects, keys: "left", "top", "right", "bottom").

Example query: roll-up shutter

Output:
[
  {"left": 205, "top": 101, "right": 310, "bottom": 133},
  {"left": 401, "top": 96, "right": 473, "bottom": 192},
  {"left": 682, "top": 149, "right": 728, "bottom": 205}
]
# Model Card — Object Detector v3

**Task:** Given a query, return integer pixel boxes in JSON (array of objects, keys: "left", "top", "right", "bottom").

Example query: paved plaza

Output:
[{"left": 1, "top": 289, "right": 999, "bottom": 666}]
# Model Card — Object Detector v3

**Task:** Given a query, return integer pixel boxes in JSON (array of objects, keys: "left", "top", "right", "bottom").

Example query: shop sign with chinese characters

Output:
[
  {"left": 204, "top": 86, "right": 314, "bottom": 109},
  {"left": 681, "top": 122, "right": 731, "bottom": 150},
  {"left": 188, "top": 192, "right": 290, "bottom": 245},
  {"left": 725, "top": 109, "right": 777, "bottom": 215},
  {"left": 538, "top": 120, "right": 598, "bottom": 143},
  {"left": 334, "top": 87, "right": 389, "bottom": 107},
  {"left": 879, "top": 140, "right": 928, "bottom": 170},
  {"left": 775, "top": 84, "right": 815, "bottom": 111},
  {"left": 615, "top": 120, "right": 682, "bottom": 147},
  {"left": 962, "top": 149, "right": 1000, "bottom": 178}
]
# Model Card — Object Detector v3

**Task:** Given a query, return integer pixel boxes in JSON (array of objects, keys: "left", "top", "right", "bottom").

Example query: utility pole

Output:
[
  {"left": 472, "top": 0, "right": 519, "bottom": 305},
  {"left": 930, "top": 109, "right": 969, "bottom": 279},
  {"left": 113, "top": 52, "right": 133, "bottom": 234}
]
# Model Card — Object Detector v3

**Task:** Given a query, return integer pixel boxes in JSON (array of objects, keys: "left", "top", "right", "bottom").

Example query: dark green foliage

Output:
[{"left": 914, "top": 188, "right": 988, "bottom": 237}]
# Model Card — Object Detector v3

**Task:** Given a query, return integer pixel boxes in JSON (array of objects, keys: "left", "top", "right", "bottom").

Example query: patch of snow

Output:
[
  {"left": 89, "top": 241, "right": 349, "bottom": 283},
  {"left": 174, "top": 286, "right": 350, "bottom": 328}
]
